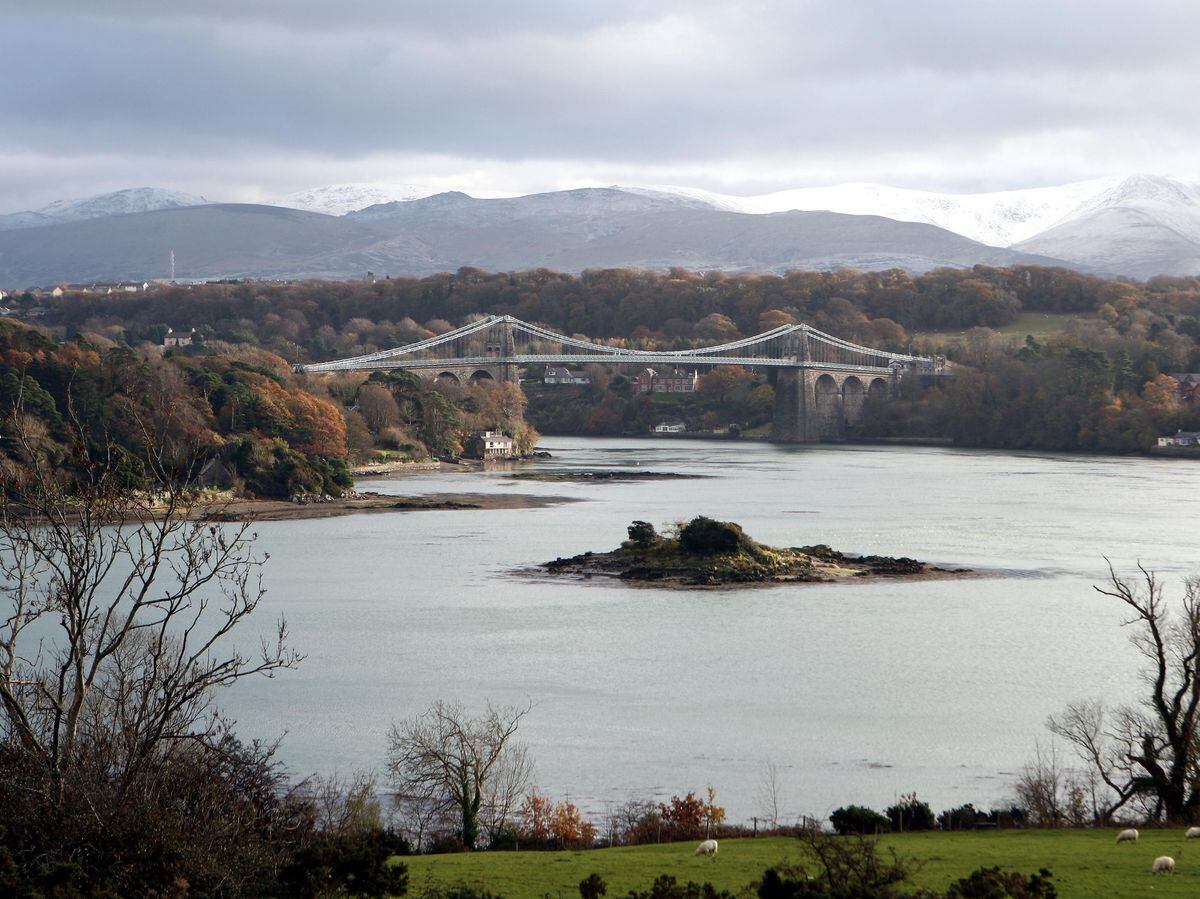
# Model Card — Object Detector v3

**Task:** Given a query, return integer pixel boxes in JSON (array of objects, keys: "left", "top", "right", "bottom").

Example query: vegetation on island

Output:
[{"left": 542, "top": 517, "right": 939, "bottom": 586}]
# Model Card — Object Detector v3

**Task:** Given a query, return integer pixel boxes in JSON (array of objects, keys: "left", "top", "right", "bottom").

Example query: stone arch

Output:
[
  {"left": 813, "top": 373, "right": 841, "bottom": 439},
  {"left": 435, "top": 371, "right": 461, "bottom": 385},
  {"left": 469, "top": 369, "right": 495, "bottom": 383},
  {"left": 868, "top": 377, "right": 889, "bottom": 398},
  {"left": 842, "top": 376, "right": 866, "bottom": 428}
]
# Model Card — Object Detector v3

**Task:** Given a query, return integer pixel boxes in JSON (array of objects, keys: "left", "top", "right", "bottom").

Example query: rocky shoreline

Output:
[
  {"left": 507, "top": 470, "right": 707, "bottom": 483},
  {"left": 538, "top": 517, "right": 974, "bottom": 588},
  {"left": 199, "top": 491, "right": 578, "bottom": 522}
]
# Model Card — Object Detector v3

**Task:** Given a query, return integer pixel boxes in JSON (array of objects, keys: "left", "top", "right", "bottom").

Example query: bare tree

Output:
[
  {"left": 304, "top": 771, "right": 388, "bottom": 837},
  {"left": 1013, "top": 741, "right": 1092, "bottom": 826},
  {"left": 0, "top": 415, "right": 302, "bottom": 891},
  {"left": 479, "top": 737, "right": 533, "bottom": 844},
  {"left": 1048, "top": 562, "right": 1200, "bottom": 823},
  {"left": 0, "top": 417, "right": 298, "bottom": 796},
  {"left": 392, "top": 777, "right": 454, "bottom": 852},
  {"left": 755, "top": 761, "right": 784, "bottom": 828},
  {"left": 386, "top": 699, "right": 533, "bottom": 849}
]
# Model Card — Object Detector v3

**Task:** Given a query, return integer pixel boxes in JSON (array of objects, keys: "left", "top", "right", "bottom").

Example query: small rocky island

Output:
[{"left": 541, "top": 517, "right": 969, "bottom": 587}]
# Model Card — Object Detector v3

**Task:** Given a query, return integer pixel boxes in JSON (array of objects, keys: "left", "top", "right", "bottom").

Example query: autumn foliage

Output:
[
  {"left": 0, "top": 321, "right": 351, "bottom": 498},
  {"left": 659, "top": 788, "right": 727, "bottom": 841},
  {"left": 519, "top": 790, "right": 597, "bottom": 848}
]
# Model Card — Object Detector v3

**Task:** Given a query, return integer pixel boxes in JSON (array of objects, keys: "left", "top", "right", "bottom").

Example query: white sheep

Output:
[
  {"left": 1186, "top": 826, "right": 1200, "bottom": 839},
  {"left": 1115, "top": 828, "right": 1139, "bottom": 843},
  {"left": 694, "top": 838, "right": 718, "bottom": 857},
  {"left": 1152, "top": 855, "right": 1175, "bottom": 875}
]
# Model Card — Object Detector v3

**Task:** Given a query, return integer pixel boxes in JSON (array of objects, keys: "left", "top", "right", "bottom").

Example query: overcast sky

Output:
[{"left": 2, "top": 0, "right": 1198, "bottom": 210}]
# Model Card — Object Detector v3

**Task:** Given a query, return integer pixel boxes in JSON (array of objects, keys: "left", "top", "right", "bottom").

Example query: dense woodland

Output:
[
  {"left": 28, "top": 264, "right": 1200, "bottom": 355},
  {"left": 6, "top": 264, "right": 1200, "bottom": 496},
  {"left": 0, "top": 321, "right": 539, "bottom": 498}
]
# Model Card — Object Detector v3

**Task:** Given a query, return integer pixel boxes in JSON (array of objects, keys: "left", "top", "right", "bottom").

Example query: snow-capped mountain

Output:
[
  {"left": 1015, "top": 175, "right": 1200, "bottom": 278},
  {"left": 274, "top": 183, "right": 448, "bottom": 216},
  {"left": 1049, "top": 174, "right": 1200, "bottom": 244},
  {"left": 6, "top": 174, "right": 1200, "bottom": 279},
  {"left": 37, "top": 187, "right": 209, "bottom": 221},
  {"left": 0, "top": 188, "right": 209, "bottom": 231},
  {"left": 621, "top": 178, "right": 1126, "bottom": 247}
]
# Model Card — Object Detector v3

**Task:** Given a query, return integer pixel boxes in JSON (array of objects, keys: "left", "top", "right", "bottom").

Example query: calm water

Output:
[{"left": 224, "top": 438, "right": 1200, "bottom": 822}]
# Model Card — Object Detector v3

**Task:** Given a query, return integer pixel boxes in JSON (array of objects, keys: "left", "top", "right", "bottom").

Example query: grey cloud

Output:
[
  {"left": 1, "top": 1, "right": 1197, "bottom": 208},
  {"left": 0, "top": 0, "right": 678, "bottom": 35}
]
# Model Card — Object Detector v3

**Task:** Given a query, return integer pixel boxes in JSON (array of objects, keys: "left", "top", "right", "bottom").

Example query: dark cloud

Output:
[{"left": 1, "top": 1, "right": 1197, "bottom": 209}]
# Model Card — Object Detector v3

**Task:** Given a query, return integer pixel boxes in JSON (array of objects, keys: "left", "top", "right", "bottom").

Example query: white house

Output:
[
  {"left": 1157, "top": 430, "right": 1200, "bottom": 447},
  {"left": 469, "top": 430, "right": 516, "bottom": 458},
  {"left": 543, "top": 365, "right": 591, "bottom": 385},
  {"left": 653, "top": 421, "right": 687, "bottom": 434}
]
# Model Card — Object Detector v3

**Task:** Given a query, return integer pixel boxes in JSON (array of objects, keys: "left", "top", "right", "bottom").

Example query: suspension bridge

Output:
[{"left": 296, "top": 314, "right": 944, "bottom": 442}]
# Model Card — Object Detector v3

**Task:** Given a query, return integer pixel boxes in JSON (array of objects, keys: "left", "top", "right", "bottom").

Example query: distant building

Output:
[
  {"left": 196, "top": 458, "right": 236, "bottom": 490},
  {"left": 543, "top": 365, "right": 591, "bottom": 385},
  {"left": 1157, "top": 430, "right": 1200, "bottom": 447},
  {"left": 47, "top": 281, "right": 149, "bottom": 297},
  {"left": 633, "top": 368, "right": 700, "bottom": 394},
  {"left": 112, "top": 281, "right": 149, "bottom": 294},
  {"left": 465, "top": 430, "right": 516, "bottom": 459},
  {"left": 653, "top": 421, "right": 687, "bottom": 434},
  {"left": 1173, "top": 373, "right": 1200, "bottom": 403},
  {"left": 163, "top": 327, "right": 194, "bottom": 347}
]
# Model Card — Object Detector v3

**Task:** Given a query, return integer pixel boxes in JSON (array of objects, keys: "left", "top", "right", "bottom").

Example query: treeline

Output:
[
  {"left": 0, "top": 320, "right": 536, "bottom": 499},
  {"left": 14, "top": 262, "right": 1200, "bottom": 456},
  {"left": 863, "top": 334, "right": 1200, "bottom": 452},
  {"left": 0, "top": 320, "right": 352, "bottom": 498},
  {"left": 25, "top": 264, "right": 1200, "bottom": 363}
]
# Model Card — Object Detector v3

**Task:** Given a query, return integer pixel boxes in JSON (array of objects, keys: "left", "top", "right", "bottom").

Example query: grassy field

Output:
[
  {"left": 914, "top": 312, "right": 1082, "bottom": 345},
  {"left": 402, "top": 830, "right": 1200, "bottom": 898}
]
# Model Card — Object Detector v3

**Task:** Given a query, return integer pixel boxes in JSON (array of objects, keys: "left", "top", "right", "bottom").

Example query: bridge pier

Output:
[
  {"left": 770, "top": 368, "right": 815, "bottom": 443},
  {"left": 771, "top": 368, "right": 893, "bottom": 443}
]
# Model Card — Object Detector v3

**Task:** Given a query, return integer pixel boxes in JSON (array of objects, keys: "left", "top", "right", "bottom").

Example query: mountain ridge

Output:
[
  {"left": 0, "top": 195, "right": 1069, "bottom": 285},
  {"left": 4, "top": 175, "right": 1200, "bottom": 281}
]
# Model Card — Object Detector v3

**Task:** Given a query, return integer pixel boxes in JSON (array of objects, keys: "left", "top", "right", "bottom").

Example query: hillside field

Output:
[
  {"left": 914, "top": 312, "right": 1081, "bottom": 345},
  {"left": 402, "top": 830, "right": 1200, "bottom": 898}
]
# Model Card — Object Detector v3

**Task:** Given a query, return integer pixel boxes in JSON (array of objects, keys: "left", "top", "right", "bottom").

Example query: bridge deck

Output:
[{"left": 295, "top": 313, "right": 942, "bottom": 375}]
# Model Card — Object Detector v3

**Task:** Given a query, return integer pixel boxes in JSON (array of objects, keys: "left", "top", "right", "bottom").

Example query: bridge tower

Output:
[
  {"left": 485, "top": 317, "right": 517, "bottom": 383},
  {"left": 770, "top": 327, "right": 817, "bottom": 442}
]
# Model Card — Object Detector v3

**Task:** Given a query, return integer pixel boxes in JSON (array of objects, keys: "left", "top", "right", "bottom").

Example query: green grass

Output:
[
  {"left": 914, "top": 312, "right": 1082, "bottom": 345},
  {"left": 402, "top": 830, "right": 1200, "bottom": 898},
  {"left": 645, "top": 393, "right": 693, "bottom": 405}
]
